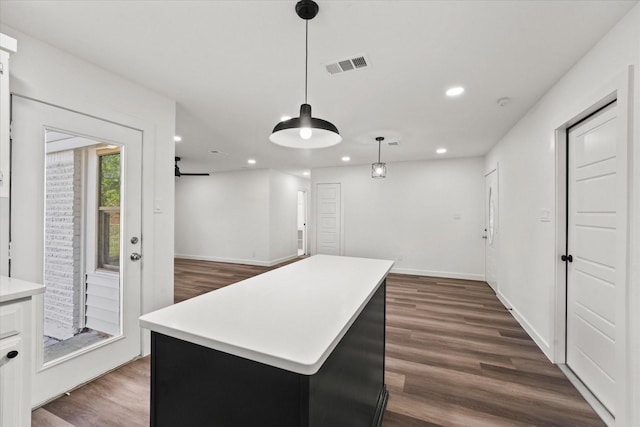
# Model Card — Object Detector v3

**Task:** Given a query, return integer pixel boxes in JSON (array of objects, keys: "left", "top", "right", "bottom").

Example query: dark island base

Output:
[{"left": 150, "top": 281, "right": 387, "bottom": 427}]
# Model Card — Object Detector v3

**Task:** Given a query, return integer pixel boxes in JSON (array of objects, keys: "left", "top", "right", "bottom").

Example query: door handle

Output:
[
  {"left": 130, "top": 253, "right": 142, "bottom": 261},
  {"left": 561, "top": 254, "right": 573, "bottom": 263}
]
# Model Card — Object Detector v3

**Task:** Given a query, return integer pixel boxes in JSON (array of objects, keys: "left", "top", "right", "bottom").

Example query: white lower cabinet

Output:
[
  {"left": 0, "top": 299, "right": 32, "bottom": 427},
  {"left": 0, "top": 335, "right": 26, "bottom": 426}
]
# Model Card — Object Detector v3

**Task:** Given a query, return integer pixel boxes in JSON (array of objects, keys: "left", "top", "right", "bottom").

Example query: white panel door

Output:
[
  {"left": 10, "top": 96, "right": 142, "bottom": 407},
  {"left": 316, "top": 183, "right": 341, "bottom": 255},
  {"left": 567, "top": 102, "right": 622, "bottom": 416},
  {"left": 484, "top": 169, "right": 498, "bottom": 292}
]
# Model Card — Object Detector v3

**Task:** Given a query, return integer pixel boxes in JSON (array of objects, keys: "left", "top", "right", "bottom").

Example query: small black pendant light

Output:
[
  {"left": 372, "top": 136, "right": 387, "bottom": 178},
  {"left": 269, "top": 0, "right": 342, "bottom": 149}
]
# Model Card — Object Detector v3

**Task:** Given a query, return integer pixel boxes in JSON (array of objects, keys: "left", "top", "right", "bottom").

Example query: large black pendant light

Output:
[{"left": 269, "top": 0, "right": 342, "bottom": 149}]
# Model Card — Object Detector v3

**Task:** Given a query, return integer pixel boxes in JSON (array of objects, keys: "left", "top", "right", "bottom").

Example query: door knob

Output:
[
  {"left": 561, "top": 254, "right": 573, "bottom": 263},
  {"left": 130, "top": 253, "right": 142, "bottom": 261},
  {"left": 6, "top": 350, "right": 18, "bottom": 359}
]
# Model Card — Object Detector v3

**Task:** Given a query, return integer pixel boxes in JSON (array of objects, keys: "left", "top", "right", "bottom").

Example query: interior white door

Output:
[
  {"left": 567, "top": 101, "right": 623, "bottom": 416},
  {"left": 484, "top": 169, "right": 498, "bottom": 292},
  {"left": 315, "top": 183, "right": 341, "bottom": 255},
  {"left": 10, "top": 96, "right": 142, "bottom": 407}
]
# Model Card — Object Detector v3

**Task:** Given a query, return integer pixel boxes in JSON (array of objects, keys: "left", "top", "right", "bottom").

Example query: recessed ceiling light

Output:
[
  {"left": 303, "top": 171, "right": 310, "bottom": 176},
  {"left": 436, "top": 148, "right": 447, "bottom": 154},
  {"left": 280, "top": 115, "right": 292, "bottom": 122},
  {"left": 341, "top": 156, "right": 351, "bottom": 162},
  {"left": 174, "top": 135, "right": 182, "bottom": 142},
  {"left": 247, "top": 159, "right": 257, "bottom": 165},
  {"left": 446, "top": 86, "right": 465, "bottom": 97}
]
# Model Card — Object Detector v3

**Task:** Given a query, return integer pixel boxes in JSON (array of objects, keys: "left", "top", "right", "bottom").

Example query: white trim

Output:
[
  {"left": 497, "top": 290, "right": 553, "bottom": 362},
  {"left": 389, "top": 267, "right": 484, "bottom": 282},
  {"left": 558, "top": 364, "right": 613, "bottom": 426},
  {"left": 554, "top": 127, "right": 568, "bottom": 364},
  {"left": 175, "top": 253, "right": 300, "bottom": 268},
  {"left": 0, "top": 33, "right": 17, "bottom": 53},
  {"left": 483, "top": 165, "right": 499, "bottom": 291},
  {"left": 627, "top": 62, "right": 640, "bottom": 427}
]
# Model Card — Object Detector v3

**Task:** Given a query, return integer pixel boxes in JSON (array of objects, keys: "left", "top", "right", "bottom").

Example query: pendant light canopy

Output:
[
  {"left": 269, "top": 0, "right": 342, "bottom": 149},
  {"left": 372, "top": 137, "right": 387, "bottom": 178}
]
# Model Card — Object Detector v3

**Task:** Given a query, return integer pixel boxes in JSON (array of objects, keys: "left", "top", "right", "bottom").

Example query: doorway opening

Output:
[{"left": 297, "top": 191, "right": 307, "bottom": 256}]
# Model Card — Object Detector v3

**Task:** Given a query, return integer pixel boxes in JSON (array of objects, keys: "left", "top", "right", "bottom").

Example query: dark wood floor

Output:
[{"left": 33, "top": 257, "right": 604, "bottom": 427}]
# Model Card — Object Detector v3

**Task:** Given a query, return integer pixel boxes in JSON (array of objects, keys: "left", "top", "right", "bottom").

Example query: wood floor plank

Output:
[
  {"left": 32, "top": 259, "right": 604, "bottom": 427},
  {"left": 31, "top": 409, "right": 75, "bottom": 427},
  {"left": 38, "top": 357, "right": 150, "bottom": 427}
]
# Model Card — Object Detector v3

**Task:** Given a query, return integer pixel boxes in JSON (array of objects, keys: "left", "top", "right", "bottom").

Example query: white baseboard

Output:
[
  {"left": 390, "top": 267, "right": 485, "bottom": 282},
  {"left": 558, "top": 364, "right": 613, "bottom": 426},
  {"left": 175, "top": 253, "right": 299, "bottom": 267},
  {"left": 268, "top": 254, "right": 301, "bottom": 266},
  {"left": 497, "top": 290, "right": 553, "bottom": 362},
  {"left": 495, "top": 291, "right": 512, "bottom": 310}
]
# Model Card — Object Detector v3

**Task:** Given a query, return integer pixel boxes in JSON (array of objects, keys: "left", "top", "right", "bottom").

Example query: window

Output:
[{"left": 97, "top": 150, "right": 121, "bottom": 270}]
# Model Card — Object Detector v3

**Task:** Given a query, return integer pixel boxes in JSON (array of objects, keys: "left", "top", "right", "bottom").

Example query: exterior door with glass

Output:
[{"left": 10, "top": 96, "right": 142, "bottom": 407}]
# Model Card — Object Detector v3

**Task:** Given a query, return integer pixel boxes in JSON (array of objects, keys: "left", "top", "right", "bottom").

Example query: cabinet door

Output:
[{"left": 0, "top": 336, "right": 25, "bottom": 427}]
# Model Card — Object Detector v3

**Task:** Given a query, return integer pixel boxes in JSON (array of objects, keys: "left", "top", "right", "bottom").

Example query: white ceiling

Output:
[{"left": 0, "top": 0, "right": 636, "bottom": 175}]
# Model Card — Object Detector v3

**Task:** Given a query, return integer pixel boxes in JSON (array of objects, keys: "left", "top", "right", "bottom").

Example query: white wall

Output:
[
  {"left": 485, "top": 4, "right": 640, "bottom": 425},
  {"left": 175, "top": 169, "right": 309, "bottom": 266},
  {"left": 269, "top": 170, "right": 305, "bottom": 263},
  {"left": 175, "top": 169, "right": 270, "bottom": 264},
  {"left": 311, "top": 157, "right": 485, "bottom": 280},
  {"left": 3, "top": 26, "right": 176, "bottom": 354}
]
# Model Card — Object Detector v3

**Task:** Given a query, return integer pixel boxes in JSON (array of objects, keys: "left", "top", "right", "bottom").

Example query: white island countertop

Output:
[
  {"left": 0, "top": 275, "right": 45, "bottom": 303},
  {"left": 140, "top": 255, "right": 394, "bottom": 375}
]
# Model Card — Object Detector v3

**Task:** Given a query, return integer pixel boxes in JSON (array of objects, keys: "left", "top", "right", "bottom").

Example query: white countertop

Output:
[
  {"left": 140, "top": 254, "right": 394, "bottom": 375},
  {"left": 0, "top": 275, "right": 45, "bottom": 303}
]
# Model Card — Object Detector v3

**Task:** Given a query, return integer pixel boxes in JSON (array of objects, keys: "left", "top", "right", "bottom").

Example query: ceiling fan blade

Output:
[{"left": 174, "top": 156, "right": 210, "bottom": 176}]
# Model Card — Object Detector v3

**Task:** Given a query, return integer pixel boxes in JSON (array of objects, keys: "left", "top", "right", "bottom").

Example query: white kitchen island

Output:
[{"left": 140, "top": 254, "right": 393, "bottom": 427}]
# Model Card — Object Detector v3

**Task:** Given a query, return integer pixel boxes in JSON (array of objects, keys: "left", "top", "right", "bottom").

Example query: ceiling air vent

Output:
[
  {"left": 387, "top": 141, "right": 400, "bottom": 146},
  {"left": 325, "top": 54, "right": 369, "bottom": 75}
]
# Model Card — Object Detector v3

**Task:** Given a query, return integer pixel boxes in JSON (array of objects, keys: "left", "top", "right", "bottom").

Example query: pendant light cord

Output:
[
  {"left": 305, "top": 19, "right": 309, "bottom": 104},
  {"left": 378, "top": 140, "right": 381, "bottom": 162}
]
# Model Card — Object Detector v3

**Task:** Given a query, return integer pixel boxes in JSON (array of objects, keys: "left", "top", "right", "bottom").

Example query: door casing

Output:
[
  {"left": 553, "top": 69, "right": 632, "bottom": 426},
  {"left": 484, "top": 167, "right": 499, "bottom": 293}
]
